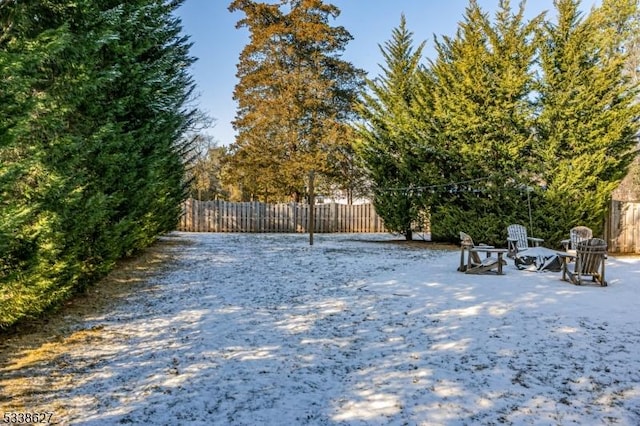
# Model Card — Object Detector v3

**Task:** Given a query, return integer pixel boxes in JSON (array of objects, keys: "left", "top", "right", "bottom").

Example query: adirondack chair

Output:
[
  {"left": 458, "top": 232, "right": 508, "bottom": 275},
  {"left": 561, "top": 226, "right": 593, "bottom": 254},
  {"left": 559, "top": 238, "right": 607, "bottom": 286},
  {"left": 506, "top": 224, "right": 544, "bottom": 258}
]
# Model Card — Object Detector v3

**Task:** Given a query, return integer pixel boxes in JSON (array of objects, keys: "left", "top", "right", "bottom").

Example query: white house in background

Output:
[{"left": 317, "top": 194, "right": 371, "bottom": 205}]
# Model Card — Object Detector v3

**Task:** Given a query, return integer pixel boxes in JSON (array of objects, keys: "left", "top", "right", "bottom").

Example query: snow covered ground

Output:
[{"left": 2, "top": 232, "right": 640, "bottom": 425}]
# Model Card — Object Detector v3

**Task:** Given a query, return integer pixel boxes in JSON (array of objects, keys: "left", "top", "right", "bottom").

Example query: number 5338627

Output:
[{"left": 3, "top": 412, "right": 54, "bottom": 423}]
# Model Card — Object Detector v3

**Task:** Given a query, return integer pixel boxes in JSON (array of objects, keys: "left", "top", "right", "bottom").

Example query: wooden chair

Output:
[
  {"left": 458, "top": 232, "right": 507, "bottom": 275},
  {"left": 561, "top": 226, "right": 593, "bottom": 254},
  {"left": 559, "top": 238, "right": 607, "bottom": 286},
  {"left": 506, "top": 224, "right": 544, "bottom": 258}
]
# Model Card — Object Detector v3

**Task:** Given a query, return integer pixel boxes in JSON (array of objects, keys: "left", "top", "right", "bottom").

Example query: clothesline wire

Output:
[
  {"left": 374, "top": 177, "right": 490, "bottom": 192},
  {"left": 373, "top": 176, "right": 535, "bottom": 193}
]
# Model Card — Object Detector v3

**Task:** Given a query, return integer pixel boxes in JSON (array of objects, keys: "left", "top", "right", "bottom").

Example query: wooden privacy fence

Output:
[
  {"left": 178, "top": 199, "right": 387, "bottom": 233},
  {"left": 606, "top": 200, "right": 640, "bottom": 254},
  {"left": 178, "top": 199, "right": 640, "bottom": 249}
]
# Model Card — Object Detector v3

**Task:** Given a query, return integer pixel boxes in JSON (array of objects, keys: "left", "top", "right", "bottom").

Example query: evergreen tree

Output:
[
  {"left": 227, "top": 0, "right": 364, "bottom": 202},
  {"left": 0, "top": 0, "right": 196, "bottom": 328},
  {"left": 428, "top": 0, "right": 542, "bottom": 244},
  {"left": 536, "top": 0, "right": 640, "bottom": 244},
  {"left": 356, "top": 14, "right": 428, "bottom": 240}
]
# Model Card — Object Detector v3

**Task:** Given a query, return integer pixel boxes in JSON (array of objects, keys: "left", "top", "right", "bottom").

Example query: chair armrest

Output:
[
  {"left": 506, "top": 237, "right": 517, "bottom": 242},
  {"left": 528, "top": 237, "right": 544, "bottom": 247},
  {"left": 557, "top": 252, "right": 576, "bottom": 260}
]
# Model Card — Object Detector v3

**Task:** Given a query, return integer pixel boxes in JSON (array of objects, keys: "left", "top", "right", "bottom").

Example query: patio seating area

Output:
[{"left": 458, "top": 225, "right": 609, "bottom": 286}]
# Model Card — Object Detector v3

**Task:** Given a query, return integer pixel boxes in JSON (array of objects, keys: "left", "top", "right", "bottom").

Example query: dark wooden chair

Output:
[
  {"left": 458, "top": 232, "right": 507, "bottom": 275},
  {"left": 559, "top": 238, "right": 607, "bottom": 286}
]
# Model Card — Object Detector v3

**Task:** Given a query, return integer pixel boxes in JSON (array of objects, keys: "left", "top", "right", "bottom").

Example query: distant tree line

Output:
[{"left": 0, "top": 0, "right": 197, "bottom": 328}]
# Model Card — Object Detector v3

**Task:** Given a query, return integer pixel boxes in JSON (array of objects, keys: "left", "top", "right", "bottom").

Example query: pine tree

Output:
[
  {"left": 536, "top": 0, "right": 640, "bottom": 243},
  {"left": 227, "top": 0, "right": 364, "bottom": 202},
  {"left": 428, "top": 0, "right": 542, "bottom": 244},
  {"left": 355, "top": 14, "right": 428, "bottom": 240}
]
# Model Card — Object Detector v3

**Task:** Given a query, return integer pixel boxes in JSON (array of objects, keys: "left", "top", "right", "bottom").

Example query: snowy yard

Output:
[{"left": 1, "top": 232, "right": 640, "bottom": 425}]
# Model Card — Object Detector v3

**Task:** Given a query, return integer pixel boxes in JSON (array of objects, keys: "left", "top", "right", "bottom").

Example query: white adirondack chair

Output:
[
  {"left": 506, "top": 224, "right": 544, "bottom": 258},
  {"left": 561, "top": 226, "right": 593, "bottom": 255}
]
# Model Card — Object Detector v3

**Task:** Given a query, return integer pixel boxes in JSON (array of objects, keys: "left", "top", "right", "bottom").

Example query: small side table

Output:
[{"left": 557, "top": 252, "right": 576, "bottom": 282}]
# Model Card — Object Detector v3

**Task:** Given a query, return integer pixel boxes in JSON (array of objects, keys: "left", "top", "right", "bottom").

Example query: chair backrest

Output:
[
  {"left": 460, "top": 231, "right": 474, "bottom": 247},
  {"left": 460, "top": 232, "right": 482, "bottom": 265},
  {"left": 569, "top": 226, "right": 593, "bottom": 250},
  {"left": 507, "top": 224, "right": 528, "bottom": 250},
  {"left": 575, "top": 238, "right": 607, "bottom": 274}
]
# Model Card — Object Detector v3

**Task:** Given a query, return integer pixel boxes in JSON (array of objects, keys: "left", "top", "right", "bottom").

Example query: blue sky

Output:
[{"left": 176, "top": 0, "right": 599, "bottom": 146}]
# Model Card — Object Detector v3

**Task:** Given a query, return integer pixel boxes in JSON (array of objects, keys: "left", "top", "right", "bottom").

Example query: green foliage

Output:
[
  {"left": 355, "top": 0, "right": 639, "bottom": 247},
  {"left": 0, "top": 0, "right": 196, "bottom": 329},
  {"left": 226, "top": 0, "right": 364, "bottom": 202},
  {"left": 355, "top": 15, "right": 430, "bottom": 239},
  {"left": 425, "top": 0, "right": 542, "bottom": 243},
  {"left": 535, "top": 0, "right": 640, "bottom": 245}
]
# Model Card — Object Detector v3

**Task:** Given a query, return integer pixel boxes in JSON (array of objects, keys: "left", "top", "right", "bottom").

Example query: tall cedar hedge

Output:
[
  {"left": 356, "top": 15, "right": 430, "bottom": 240},
  {"left": 0, "top": 0, "right": 196, "bottom": 329},
  {"left": 357, "top": 0, "right": 639, "bottom": 246}
]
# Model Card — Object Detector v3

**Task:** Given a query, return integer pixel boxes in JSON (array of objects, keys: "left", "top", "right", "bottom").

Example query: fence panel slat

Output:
[
  {"left": 223, "top": 201, "right": 230, "bottom": 232},
  {"left": 606, "top": 200, "right": 640, "bottom": 254}
]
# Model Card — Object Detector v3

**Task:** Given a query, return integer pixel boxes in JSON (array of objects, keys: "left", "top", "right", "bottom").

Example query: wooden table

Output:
[{"left": 557, "top": 251, "right": 576, "bottom": 282}]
